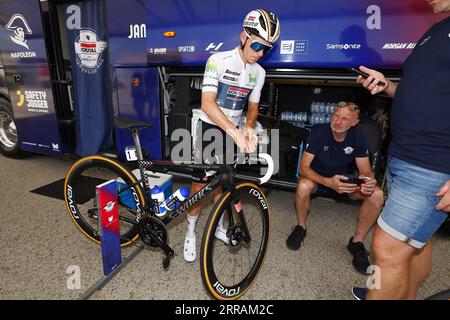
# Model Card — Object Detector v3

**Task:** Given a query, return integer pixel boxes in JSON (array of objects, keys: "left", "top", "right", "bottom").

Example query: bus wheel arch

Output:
[{"left": 0, "top": 98, "right": 28, "bottom": 158}]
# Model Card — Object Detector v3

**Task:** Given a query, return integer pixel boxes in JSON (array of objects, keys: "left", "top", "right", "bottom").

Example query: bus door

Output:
[
  {"left": 0, "top": 0, "right": 62, "bottom": 156},
  {"left": 47, "top": 0, "right": 114, "bottom": 157}
]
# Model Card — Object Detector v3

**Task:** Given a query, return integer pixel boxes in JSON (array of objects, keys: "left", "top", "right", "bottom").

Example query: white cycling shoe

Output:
[
  {"left": 215, "top": 225, "right": 230, "bottom": 245},
  {"left": 184, "top": 232, "right": 196, "bottom": 262}
]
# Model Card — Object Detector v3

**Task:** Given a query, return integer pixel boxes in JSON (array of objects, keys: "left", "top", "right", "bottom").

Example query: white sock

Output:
[
  {"left": 187, "top": 214, "right": 198, "bottom": 236},
  {"left": 218, "top": 214, "right": 225, "bottom": 231}
]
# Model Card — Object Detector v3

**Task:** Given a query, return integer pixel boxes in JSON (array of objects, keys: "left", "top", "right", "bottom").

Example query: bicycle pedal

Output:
[{"left": 87, "top": 208, "right": 98, "bottom": 220}]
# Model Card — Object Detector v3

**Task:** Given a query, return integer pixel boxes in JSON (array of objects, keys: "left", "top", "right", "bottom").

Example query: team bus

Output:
[{"left": 0, "top": 0, "right": 447, "bottom": 190}]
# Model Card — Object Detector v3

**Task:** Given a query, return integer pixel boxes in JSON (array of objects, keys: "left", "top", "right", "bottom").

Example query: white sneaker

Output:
[
  {"left": 184, "top": 232, "right": 196, "bottom": 262},
  {"left": 214, "top": 225, "right": 230, "bottom": 245}
]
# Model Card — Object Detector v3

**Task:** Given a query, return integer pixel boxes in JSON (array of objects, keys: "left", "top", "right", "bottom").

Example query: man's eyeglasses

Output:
[
  {"left": 245, "top": 31, "right": 273, "bottom": 54},
  {"left": 337, "top": 101, "right": 360, "bottom": 113}
]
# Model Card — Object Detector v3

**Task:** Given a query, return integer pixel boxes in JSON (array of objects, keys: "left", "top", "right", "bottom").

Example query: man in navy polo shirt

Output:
[
  {"left": 286, "top": 101, "right": 384, "bottom": 275},
  {"left": 352, "top": 0, "right": 450, "bottom": 300}
]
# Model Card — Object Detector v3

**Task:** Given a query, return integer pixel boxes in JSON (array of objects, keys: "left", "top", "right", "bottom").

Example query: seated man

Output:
[{"left": 286, "top": 101, "right": 384, "bottom": 274}]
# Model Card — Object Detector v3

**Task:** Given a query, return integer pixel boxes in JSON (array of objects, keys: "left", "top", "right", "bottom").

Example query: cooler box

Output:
[
  {"left": 116, "top": 169, "right": 173, "bottom": 209},
  {"left": 139, "top": 170, "right": 173, "bottom": 199}
]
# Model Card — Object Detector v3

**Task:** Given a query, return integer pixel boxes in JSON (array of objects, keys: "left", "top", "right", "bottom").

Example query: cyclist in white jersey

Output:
[{"left": 184, "top": 9, "right": 281, "bottom": 262}]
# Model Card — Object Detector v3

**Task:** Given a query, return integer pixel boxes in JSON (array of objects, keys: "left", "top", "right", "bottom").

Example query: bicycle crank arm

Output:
[
  {"left": 161, "top": 243, "right": 174, "bottom": 270},
  {"left": 162, "top": 253, "right": 172, "bottom": 270},
  {"left": 146, "top": 231, "right": 174, "bottom": 269},
  {"left": 146, "top": 230, "right": 174, "bottom": 255}
]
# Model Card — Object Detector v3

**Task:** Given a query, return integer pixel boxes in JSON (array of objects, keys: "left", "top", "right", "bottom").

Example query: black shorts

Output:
[
  {"left": 191, "top": 120, "right": 236, "bottom": 183},
  {"left": 192, "top": 120, "right": 236, "bottom": 165},
  {"left": 314, "top": 184, "right": 350, "bottom": 201}
]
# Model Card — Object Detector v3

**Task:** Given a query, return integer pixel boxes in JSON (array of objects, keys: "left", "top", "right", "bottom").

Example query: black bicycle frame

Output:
[
  {"left": 133, "top": 160, "right": 239, "bottom": 226},
  {"left": 162, "top": 174, "right": 223, "bottom": 224}
]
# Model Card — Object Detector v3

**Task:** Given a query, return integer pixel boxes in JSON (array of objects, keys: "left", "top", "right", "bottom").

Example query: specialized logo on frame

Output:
[
  {"left": 74, "top": 29, "right": 107, "bottom": 74},
  {"left": 5, "top": 13, "right": 37, "bottom": 58}
]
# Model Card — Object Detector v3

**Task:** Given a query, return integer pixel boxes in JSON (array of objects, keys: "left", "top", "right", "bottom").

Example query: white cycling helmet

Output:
[{"left": 243, "top": 9, "right": 280, "bottom": 44}]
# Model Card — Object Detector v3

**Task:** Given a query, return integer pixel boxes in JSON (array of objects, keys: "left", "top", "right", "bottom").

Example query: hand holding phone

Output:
[
  {"left": 350, "top": 68, "right": 386, "bottom": 87},
  {"left": 340, "top": 177, "right": 365, "bottom": 185}
]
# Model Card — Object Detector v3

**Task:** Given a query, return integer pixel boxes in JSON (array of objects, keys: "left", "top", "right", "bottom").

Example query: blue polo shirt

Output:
[
  {"left": 389, "top": 16, "right": 450, "bottom": 174},
  {"left": 304, "top": 124, "right": 369, "bottom": 178}
]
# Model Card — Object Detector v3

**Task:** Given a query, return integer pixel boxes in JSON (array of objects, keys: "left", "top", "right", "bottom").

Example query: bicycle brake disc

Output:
[{"left": 138, "top": 216, "right": 168, "bottom": 247}]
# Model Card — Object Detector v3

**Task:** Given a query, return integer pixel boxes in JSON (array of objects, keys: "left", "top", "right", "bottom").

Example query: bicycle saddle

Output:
[{"left": 115, "top": 117, "right": 152, "bottom": 130}]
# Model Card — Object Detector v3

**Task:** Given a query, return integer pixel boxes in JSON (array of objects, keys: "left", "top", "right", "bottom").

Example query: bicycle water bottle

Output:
[
  {"left": 163, "top": 186, "right": 190, "bottom": 211},
  {"left": 150, "top": 185, "right": 167, "bottom": 217}
]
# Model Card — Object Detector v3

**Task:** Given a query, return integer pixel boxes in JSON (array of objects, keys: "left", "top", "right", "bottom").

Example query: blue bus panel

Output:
[
  {"left": 113, "top": 67, "right": 162, "bottom": 161},
  {"left": 144, "top": 0, "right": 447, "bottom": 68},
  {"left": 0, "top": 0, "right": 62, "bottom": 156}
]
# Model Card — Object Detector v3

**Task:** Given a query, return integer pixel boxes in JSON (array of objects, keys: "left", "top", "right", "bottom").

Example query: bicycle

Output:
[
  {"left": 64, "top": 117, "right": 274, "bottom": 300},
  {"left": 426, "top": 288, "right": 450, "bottom": 300}
]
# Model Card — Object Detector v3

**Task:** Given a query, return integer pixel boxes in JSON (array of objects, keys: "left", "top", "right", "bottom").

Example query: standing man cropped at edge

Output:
[
  {"left": 184, "top": 9, "right": 281, "bottom": 262},
  {"left": 351, "top": 0, "right": 450, "bottom": 300}
]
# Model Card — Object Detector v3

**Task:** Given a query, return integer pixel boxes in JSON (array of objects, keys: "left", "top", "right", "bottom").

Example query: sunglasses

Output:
[
  {"left": 337, "top": 101, "right": 360, "bottom": 113},
  {"left": 245, "top": 31, "right": 273, "bottom": 54}
]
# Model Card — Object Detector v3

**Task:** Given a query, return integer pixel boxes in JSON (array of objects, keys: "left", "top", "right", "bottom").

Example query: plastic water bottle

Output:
[
  {"left": 164, "top": 186, "right": 190, "bottom": 211},
  {"left": 319, "top": 113, "right": 325, "bottom": 124},
  {"left": 151, "top": 185, "right": 167, "bottom": 217}
]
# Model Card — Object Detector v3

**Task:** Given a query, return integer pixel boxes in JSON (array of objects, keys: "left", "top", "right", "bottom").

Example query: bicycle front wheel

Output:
[
  {"left": 64, "top": 156, "right": 146, "bottom": 246},
  {"left": 200, "top": 182, "right": 270, "bottom": 300},
  {"left": 425, "top": 288, "right": 450, "bottom": 300}
]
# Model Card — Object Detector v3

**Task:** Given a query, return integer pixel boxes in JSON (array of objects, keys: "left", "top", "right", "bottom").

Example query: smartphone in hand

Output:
[
  {"left": 349, "top": 68, "right": 386, "bottom": 87},
  {"left": 340, "top": 177, "right": 365, "bottom": 185}
]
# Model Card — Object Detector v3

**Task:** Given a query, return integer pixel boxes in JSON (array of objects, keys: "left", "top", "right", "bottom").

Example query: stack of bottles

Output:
[
  {"left": 309, "top": 102, "right": 336, "bottom": 125},
  {"left": 280, "top": 111, "right": 308, "bottom": 128},
  {"left": 280, "top": 101, "right": 342, "bottom": 127}
]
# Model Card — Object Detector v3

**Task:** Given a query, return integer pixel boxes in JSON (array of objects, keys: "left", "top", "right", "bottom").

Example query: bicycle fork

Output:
[{"left": 227, "top": 191, "right": 251, "bottom": 244}]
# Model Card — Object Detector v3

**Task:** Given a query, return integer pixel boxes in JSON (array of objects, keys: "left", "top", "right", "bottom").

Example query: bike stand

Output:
[
  {"left": 78, "top": 244, "right": 145, "bottom": 300},
  {"left": 78, "top": 178, "right": 147, "bottom": 300}
]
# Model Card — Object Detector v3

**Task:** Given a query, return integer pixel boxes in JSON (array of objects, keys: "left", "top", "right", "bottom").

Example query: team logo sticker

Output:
[
  {"left": 248, "top": 73, "right": 257, "bottom": 86},
  {"left": 5, "top": 14, "right": 32, "bottom": 49},
  {"left": 280, "top": 40, "right": 308, "bottom": 55},
  {"left": 5, "top": 13, "right": 37, "bottom": 58},
  {"left": 74, "top": 29, "right": 107, "bottom": 73},
  {"left": 343, "top": 147, "right": 354, "bottom": 154},
  {"left": 15, "top": 90, "right": 49, "bottom": 113}
]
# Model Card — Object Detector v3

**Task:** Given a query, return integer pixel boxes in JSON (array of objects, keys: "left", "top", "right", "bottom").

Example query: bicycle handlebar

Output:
[{"left": 257, "top": 153, "right": 274, "bottom": 185}]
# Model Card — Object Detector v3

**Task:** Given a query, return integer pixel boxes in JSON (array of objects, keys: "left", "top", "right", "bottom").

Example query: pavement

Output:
[{"left": 0, "top": 153, "right": 449, "bottom": 300}]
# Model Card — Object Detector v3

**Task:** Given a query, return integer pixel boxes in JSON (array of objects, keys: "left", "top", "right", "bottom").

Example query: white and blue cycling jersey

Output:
[{"left": 200, "top": 47, "right": 265, "bottom": 126}]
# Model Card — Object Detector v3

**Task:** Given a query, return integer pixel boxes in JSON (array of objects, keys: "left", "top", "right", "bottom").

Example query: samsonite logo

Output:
[
  {"left": 326, "top": 43, "right": 361, "bottom": 50},
  {"left": 74, "top": 29, "right": 107, "bottom": 74}
]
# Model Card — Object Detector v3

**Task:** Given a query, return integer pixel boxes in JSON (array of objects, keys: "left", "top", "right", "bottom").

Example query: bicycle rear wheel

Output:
[
  {"left": 425, "top": 288, "right": 450, "bottom": 300},
  {"left": 200, "top": 182, "right": 270, "bottom": 300},
  {"left": 64, "top": 156, "right": 146, "bottom": 246}
]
